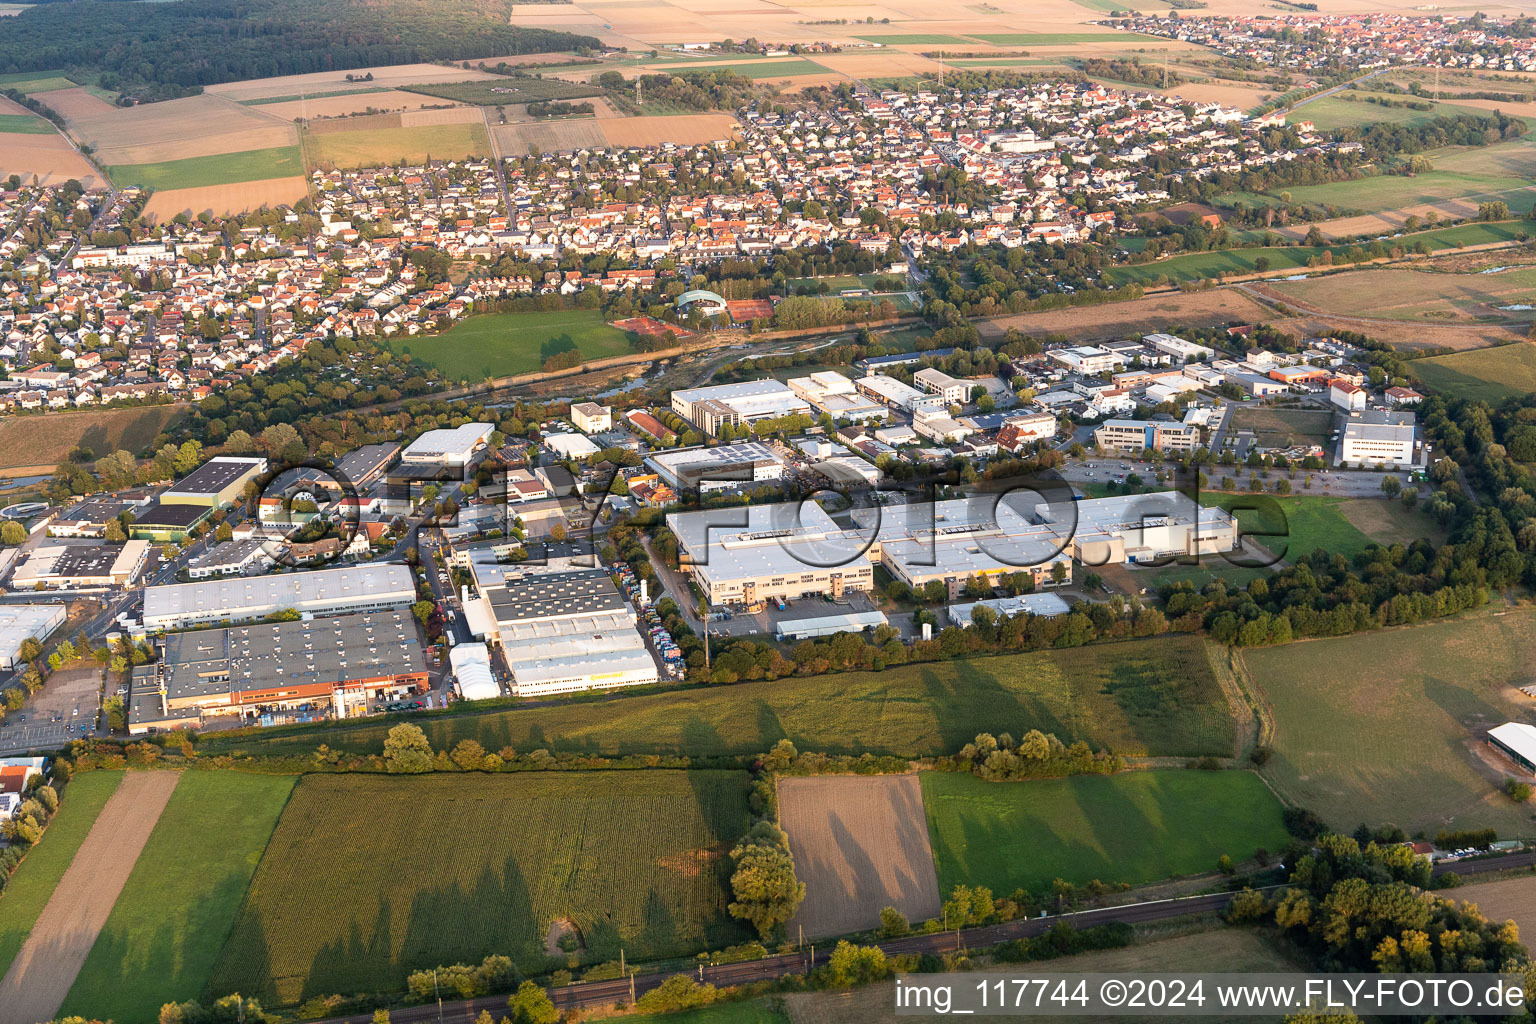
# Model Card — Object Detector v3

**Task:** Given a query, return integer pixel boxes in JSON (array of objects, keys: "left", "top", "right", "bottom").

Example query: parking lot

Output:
[{"left": 0, "top": 665, "right": 102, "bottom": 752}]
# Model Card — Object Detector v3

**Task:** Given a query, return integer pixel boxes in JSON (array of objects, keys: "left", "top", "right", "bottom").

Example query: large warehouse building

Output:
[
  {"left": 161, "top": 457, "right": 268, "bottom": 508},
  {"left": 1034, "top": 491, "right": 1238, "bottom": 565},
  {"left": 400, "top": 422, "right": 495, "bottom": 474},
  {"left": 1338, "top": 410, "right": 1420, "bottom": 468},
  {"left": 10, "top": 541, "right": 150, "bottom": 590},
  {"left": 475, "top": 568, "right": 658, "bottom": 697},
  {"left": 668, "top": 502, "right": 875, "bottom": 607},
  {"left": 143, "top": 563, "right": 416, "bottom": 631},
  {"left": 646, "top": 442, "right": 787, "bottom": 491},
  {"left": 127, "top": 610, "right": 428, "bottom": 733},
  {"left": 670, "top": 379, "right": 811, "bottom": 435},
  {"left": 0, "top": 604, "right": 67, "bottom": 670},
  {"left": 849, "top": 497, "right": 1073, "bottom": 594}
]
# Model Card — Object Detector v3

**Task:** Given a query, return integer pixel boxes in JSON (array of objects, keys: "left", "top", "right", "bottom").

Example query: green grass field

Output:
[
  {"left": 921, "top": 770, "right": 1290, "bottom": 894},
  {"left": 0, "top": 772, "right": 123, "bottom": 980},
  {"left": 1291, "top": 94, "right": 1490, "bottom": 131},
  {"left": 241, "top": 87, "right": 392, "bottom": 106},
  {"left": 207, "top": 771, "right": 752, "bottom": 1005},
  {"left": 0, "top": 113, "right": 55, "bottom": 134},
  {"left": 196, "top": 637, "right": 1236, "bottom": 762},
  {"left": 1229, "top": 406, "right": 1334, "bottom": 447},
  {"left": 1411, "top": 343, "right": 1536, "bottom": 403},
  {"left": 1104, "top": 222, "right": 1529, "bottom": 286},
  {"left": 1260, "top": 137, "right": 1536, "bottom": 216},
  {"left": 0, "top": 70, "right": 75, "bottom": 92},
  {"left": 969, "top": 32, "right": 1161, "bottom": 44},
  {"left": 1244, "top": 609, "right": 1536, "bottom": 835},
  {"left": 400, "top": 80, "right": 602, "bottom": 105},
  {"left": 856, "top": 34, "right": 976, "bottom": 45},
  {"left": 107, "top": 146, "right": 304, "bottom": 190},
  {"left": 386, "top": 309, "right": 632, "bottom": 381},
  {"left": 1200, "top": 494, "right": 1378, "bottom": 561},
  {"left": 60, "top": 773, "right": 296, "bottom": 1024},
  {"left": 615, "top": 1003, "right": 789, "bottom": 1024}
]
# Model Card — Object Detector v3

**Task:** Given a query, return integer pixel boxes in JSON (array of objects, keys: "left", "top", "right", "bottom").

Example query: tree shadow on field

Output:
[
  {"left": 540, "top": 334, "right": 577, "bottom": 360},
  {"left": 922, "top": 662, "right": 1065, "bottom": 755},
  {"left": 680, "top": 715, "right": 725, "bottom": 756},
  {"left": 754, "top": 700, "right": 788, "bottom": 749}
]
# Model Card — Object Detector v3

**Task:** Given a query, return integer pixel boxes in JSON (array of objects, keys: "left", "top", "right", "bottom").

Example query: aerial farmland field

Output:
[
  {"left": 60, "top": 773, "right": 298, "bottom": 1024},
  {"left": 1410, "top": 343, "right": 1536, "bottom": 402},
  {"left": 206, "top": 771, "right": 753, "bottom": 1005},
  {"left": 300, "top": 121, "right": 490, "bottom": 169},
  {"left": 1243, "top": 609, "right": 1536, "bottom": 835},
  {"left": 920, "top": 770, "right": 1290, "bottom": 895},
  {"left": 107, "top": 146, "right": 304, "bottom": 190},
  {"left": 196, "top": 635, "right": 1238, "bottom": 762}
]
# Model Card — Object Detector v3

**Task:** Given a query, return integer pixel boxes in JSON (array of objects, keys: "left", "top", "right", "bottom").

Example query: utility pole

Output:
[
  {"left": 434, "top": 969, "right": 443, "bottom": 1024},
  {"left": 628, "top": 970, "right": 636, "bottom": 1004}
]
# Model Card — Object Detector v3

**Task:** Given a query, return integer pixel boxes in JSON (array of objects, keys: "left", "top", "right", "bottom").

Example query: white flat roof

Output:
[
  {"left": 402, "top": 422, "right": 494, "bottom": 459},
  {"left": 508, "top": 647, "right": 657, "bottom": 685},
  {"left": 0, "top": 604, "right": 66, "bottom": 655},
  {"left": 144, "top": 563, "right": 416, "bottom": 625},
  {"left": 668, "top": 502, "right": 874, "bottom": 584},
  {"left": 1490, "top": 722, "right": 1536, "bottom": 765}
]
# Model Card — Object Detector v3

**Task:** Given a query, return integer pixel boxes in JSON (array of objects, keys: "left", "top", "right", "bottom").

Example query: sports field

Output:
[
  {"left": 0, "top": 772, "right": 123, "bottom": 980},
  {"left": 920, "top": 770, "right": 1290, "bottom": 894},
  {"left": 387, "top": 309, "right": 632, "bottom": 381},
  {"left": 208, "top": 771, "right": 752, "bottom": 1005},
  {"left": 107, "top": 146, "right": 304, "bottom": 190},
  {"left": 0, "top": 113, "right": 54, "bottom": 134},
  {"left": 1201, "top": 494, "right": 1379, "bottom": 561},
  {"left": 197, "top": 636, "right": 1237, "bottom": 763},
  {"left": 1243, "top": 609, "right": 1536, "bottom": 835},
  {"left": 1411, "top": 343, "right": 1536, "bottom": 403},
  {"left": 60, "top": 773, "right": 297, "bottom": 1024},
  {"left": 300, "top": 122, "right": 489, "bottom": 170}
]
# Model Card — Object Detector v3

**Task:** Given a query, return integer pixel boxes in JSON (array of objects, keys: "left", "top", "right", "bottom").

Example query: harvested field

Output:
[
  {"left": 0, "top": 405, "right": 187, "bottom": 470},
  {"left": 1170, "top": 81, "right": 1273, "bottom": 110},
  {"left": 37, "top": 87, "right": 115, "bottom": 120},
  {"left": 0, "top": 94, "right": 28, "bottom": 115},
  {"left": 142, "top": 178, "right": 310, "bottom": 220},
  {"left": 600, "top": 113, "right": 738, "bottom": 147},
  {"left": 303, "top": 111, "right": 401, "bottom": 134},
  {"left": 0, "top": 772, "right": 180, "bottom": 1024},
  {"left": 0, "top": 132, "right": 101, "bottom": 187},
  {"left": 208, "top": 772, "right": 752, "bottom": 1005},
  {"left": 979, "top": 288, "right": 1281, "bottom": 345},
  {"left": 400, "top": 106, "right": 483, "bottom": 127},
  {"left": 803, "top": 51, "right": 943, "bottom": 78},
  {"left": 492, "top": 118, "right": 606, "bottom": 155},
  {"left": 778, "top": 775, "right": 942, "bottom": 939},
  {"left": 1244, "top": 609, "right": 1536, "bottom": 835},
  {"left": 1336, "top": 497, "right": 1448, "bottom": 548},
  {"left": 69, "top": 95, "right": 297, "bottom": 165},
  {"left": 1267, "top": 266, "right": 1536, "bottom": 326},
  {"left": 1453, "top": 878, "right": 1536, "bottom": 943},
  {"left": 205, "top": 63, "right": 498, "bottom": 102},
  {"left": 301, "top": 121, "right": 490, "bottom": 169}
]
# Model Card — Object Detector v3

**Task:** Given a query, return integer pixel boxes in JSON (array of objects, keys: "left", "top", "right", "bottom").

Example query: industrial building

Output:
[
  {"left": 10, "top": 541, "right": 150, "bottom": 590},
  {"left": 401, "top": 423, "right": 495, "bottom": 471},
  {"left": 161, "top": 457, "right": 268, "bottom": 508},
  {"left": 668, "top": 502, "right": 875, "bottom": 607},
  {"left": 450, "top": 643, "right": 499, "bottom": 701},
  {"left": 570, "top": 402, "right": 613, "bottom": 433},
  {"left": 0, "top": 604, "right": 67, "bottom": 669},
  {"left": 671, "top": 379, "right": 811, "bottom": 435},
  {"left": 473, "top": 567, "right": 658, "bottom": 697},
  {"left": 1048, "top": 345, "right": 1124, "bottom": 375},
  {"left": 129, "top": 501, "right": 215, "bottom": 541},
  {"left": 186, "top": 539, "right": 274, "bottom": 580},
  {"left": 850, "top": 497, "right": 1072, "bottom": 594},
  {"left": 1143, "top": 333, "right": 1215, "bottom": 363},
  {"left": 1034, "top": 491, "right": 1238, "bottom": 565},
  {"left": 49, "top": 495, "right": 151, "bottom": 539},
  {"left": 334, "top": 443, "right": 401, "bottom": 491},
  {"left": 1338, "top": 410, "right": 1419, "bottom": 468},
  {"left": 646, "top": 442, "right": 787, "bottom": 491},
  {"left": 1094, "top": 418, "right": 1201, "bottom": 453},
  {"left": 787, "top": 372, "right": 888, "bottom": 423},
  {"left": 913, "top": 367, "right": 970, "bottom": 405},
  {"left": 854, "top": 374, "right": 946, "bottom": 414},
  {"left": 127, "top": 611, "right": 428, "bottom": 733},
  {"left": 947, "top": 592, "right": 1073, "bottom": 626},
  {"left": 143, "top": 563, "right": 416, "bottom": 631}
]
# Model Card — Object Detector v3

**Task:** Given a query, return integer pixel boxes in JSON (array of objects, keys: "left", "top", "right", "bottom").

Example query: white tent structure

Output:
[{"left": 450, "top": 643, "right": 499, "bottom": 701}]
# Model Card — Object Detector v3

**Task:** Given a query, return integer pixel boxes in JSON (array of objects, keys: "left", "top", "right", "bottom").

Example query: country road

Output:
[{"left": 308, "top": 849, "right": 1534, "bottom": 1024}]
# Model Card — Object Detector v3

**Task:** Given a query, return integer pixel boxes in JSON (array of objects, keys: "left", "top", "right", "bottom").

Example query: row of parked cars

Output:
[{"left": 610, "top": 562, "right": 686, "bottom": 679}]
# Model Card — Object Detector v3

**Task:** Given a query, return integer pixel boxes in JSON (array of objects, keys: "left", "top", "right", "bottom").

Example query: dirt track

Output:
[
  {"left": 779, "top": 774, "right": 942, "bottom": 940},
  {"left": 0, "top": 772, "right": 180, "bottom": 1024}
]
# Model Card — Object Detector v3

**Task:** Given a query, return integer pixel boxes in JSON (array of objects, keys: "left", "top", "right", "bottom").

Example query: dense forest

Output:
[{"left": 0, "top": 0, "right": 600, "bottom": 98}]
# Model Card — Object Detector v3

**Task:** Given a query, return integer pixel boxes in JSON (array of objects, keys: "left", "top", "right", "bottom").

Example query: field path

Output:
[{"left": 0, "top": 772, "right": 180, "bottom": 1024}]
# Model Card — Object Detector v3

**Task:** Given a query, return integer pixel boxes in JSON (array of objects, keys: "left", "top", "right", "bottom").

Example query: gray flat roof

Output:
[
  {"left": 486, "top": 568, "right": 628, "bottom": 625},
  {"left": 164, "top": 457, "right": 265, "bottom": 496},
  {"left": 144, "top": 563, "right": 416, "bottom": 625}
]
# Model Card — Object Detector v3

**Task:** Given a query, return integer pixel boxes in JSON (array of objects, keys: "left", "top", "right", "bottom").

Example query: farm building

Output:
[
  {"left": 143, "top": 563, "right": 416, "bottom": 631},
  {"left": 1488, "top": 722, "right": 1536, "bottom": 777},
  {"left": 127, "top": 611, "right": 428, "bottom": 733}
]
